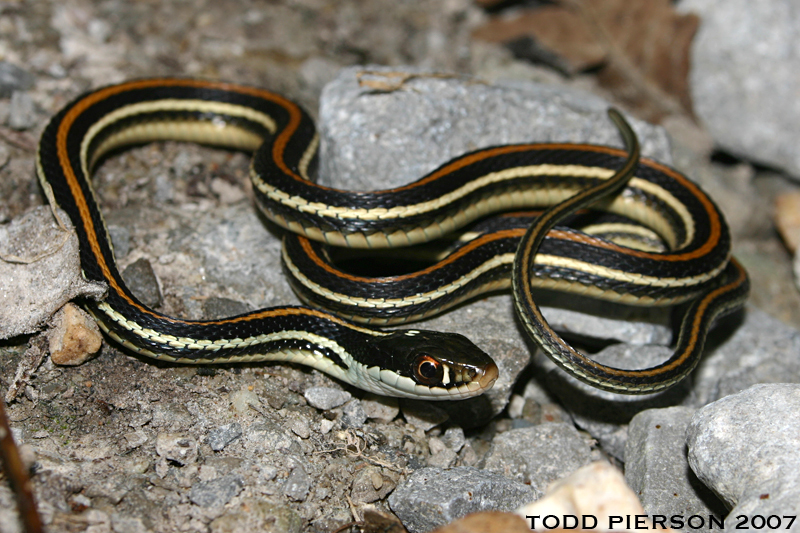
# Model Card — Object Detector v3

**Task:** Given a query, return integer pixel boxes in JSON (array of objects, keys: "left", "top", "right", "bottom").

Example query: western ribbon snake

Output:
[{"left": 36, "top": 78, "right": 748, "bottom": 398}]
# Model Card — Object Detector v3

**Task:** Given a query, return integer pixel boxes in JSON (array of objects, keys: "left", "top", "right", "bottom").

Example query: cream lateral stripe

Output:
[
  {"left": 534, "top": 254, "right": 728, "bottom": 288},
  {"left": 254, "top": 164, "right": 614, "bottom": 219},
  {"left": 282, "top": 245, "right": 514, "bottom": 308},
  {"left": 581, "top": 222, "right": 663, "bottom": 242},
  {"left": 88, "top": 123, "right": 264, "bottom": 171},
  {"left": 628, "top": 178, "right": 695, "bottom": 248},
  {"left": 98, "top": 300, "right": 354, "bottom": 357},
  {"left": 297, "top": 133, "right": 319, "bottom": 181},
  {"left": 80, "top": 99, "right": 279, "bottom": 179},
  {"left": 255, "top": 160, "right": 696, "bottom": 238}
]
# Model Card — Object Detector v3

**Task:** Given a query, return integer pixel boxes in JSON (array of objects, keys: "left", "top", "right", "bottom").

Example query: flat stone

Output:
[
  {"left": 678, "top": 0, "right": 800, "bottom": 178},
  {"left": 350, "top": 465, "right": 396, "bottom": 504},
  {"left": 480, "top": 422, "right": 594, "bottom": 499},
  {"left": 400, "top": 399, "right": 450, "bottom": 432},
  {"left": 625, "top": 406, "right": 725, "bottom": 520},
  {"left": 686, "top": 384, "right": 800, "bottom": 530},
  {"left": 388, "top": 466, "right": 534, "bottom": 533},
  {"left": 208, "top": 499, "right": 302, "bottom": 533}
]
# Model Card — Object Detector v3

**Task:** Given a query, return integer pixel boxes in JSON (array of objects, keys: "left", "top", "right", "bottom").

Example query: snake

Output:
[{"left": 35, "top": 77, "right": 748, "bottom": 397}]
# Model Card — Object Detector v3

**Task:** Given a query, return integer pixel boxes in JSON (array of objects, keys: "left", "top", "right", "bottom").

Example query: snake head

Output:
[{"left": 362, "top": 330, "right": 498, "bottom": 399}]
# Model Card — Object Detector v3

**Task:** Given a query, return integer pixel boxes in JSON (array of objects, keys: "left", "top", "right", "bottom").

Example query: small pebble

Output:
[
  {"left": 230, "top": 388, "right": 260, "bottom": 414},
  {"left": 283, "top": 464, "right": 312, "bottom": 502},
  {"left": 341, "top": 399, "right": 367, "bottom": 428},
  {"left": 288, "top": 418, "right": 311, "bottom": 439},
  {"left": 7, "top": 91, "right": 37, "bottom": 130},
  {"left": 0, "top": 61, "right": 35, "bottom": 97},
  {"left": 304, "top": 387, "right": 351, "bottom": 410},
  {"left": 206, "top": 423, "right": 243, "bottom": 451},
  {"left": 441, "top": 427, "right": 466, "bottom": 452},
  {"left": 319, "top": 419, "right": 335, "bottom": 434},
  {"left": 122, "top": 258, "right": 162, "bottom": 308},
  {"left": 48, "top": 303, "right": 103, "bottom": 366}
]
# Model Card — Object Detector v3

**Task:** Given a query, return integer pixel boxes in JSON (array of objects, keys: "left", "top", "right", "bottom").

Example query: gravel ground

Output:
[{"left": 2, "top": 1, "right": 800, "bottom": 533}]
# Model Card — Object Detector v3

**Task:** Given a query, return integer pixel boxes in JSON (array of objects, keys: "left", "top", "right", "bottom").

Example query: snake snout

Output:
[{"left": 471, "top": 361, "right": 498, "bottom": 391}]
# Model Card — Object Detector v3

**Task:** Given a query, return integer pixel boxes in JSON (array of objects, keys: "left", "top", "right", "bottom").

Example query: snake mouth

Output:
[{"left": 476, "top": 361, "right": 499, "bottom": 391}]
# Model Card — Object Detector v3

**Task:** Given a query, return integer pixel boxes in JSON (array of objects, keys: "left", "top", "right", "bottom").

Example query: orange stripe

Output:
[
  {"left": 55, "top": 79, "right": 314, "bottom": 326},
  {"left": 298, "top": 229, "right": 524, "bottom": 283}
]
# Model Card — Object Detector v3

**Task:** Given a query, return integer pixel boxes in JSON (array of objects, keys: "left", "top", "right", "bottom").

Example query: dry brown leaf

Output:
[{"left": 472, "top": 0, "right": 699, "bottom": 121}]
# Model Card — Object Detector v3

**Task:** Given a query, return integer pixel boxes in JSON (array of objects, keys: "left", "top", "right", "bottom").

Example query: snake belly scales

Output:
[{"left": 36, "top": 78, "right": 749, "bottom": 398}]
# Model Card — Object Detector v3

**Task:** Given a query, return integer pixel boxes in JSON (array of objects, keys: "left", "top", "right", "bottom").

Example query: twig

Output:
[
  {"left": 313, "top": 429, "right": 409, "bottom": 474},
  {"left": 0, "top": 393, "right": 43, "bottom": 533},
  {"left": 0, "top": 126, "right": 37, "bottom": 152}
]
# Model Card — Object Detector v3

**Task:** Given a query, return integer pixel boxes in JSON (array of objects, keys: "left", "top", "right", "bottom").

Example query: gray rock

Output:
[
  {"left": 625, "top": 407, "right": 724, "bottom": 520},
  {"left": 545, "top": 343, "right": 694, "bottom": 460},
  {"left": 303, "top": 387, "right": 351, "bottom": 410},
  {"left": 189, "top": 474, "right": 244, "bottom": 508},
  {"left": 320, "top": 66, "right": 672, "bottom": 191},
  {"left": 0, "top": 207, "right": 106, "bottom": 339},
  {"left": 388, "top": 466, "right": 534, "bottom": 533},
  {"left": 122, "top": 258, "right": 162, "bottom": 308},
  {"left": 686, "top": 384, "right": 800, "bottom": 532},
  {"left": 282, "top": 464, "right": 311, "bottom": 502},
  {"left": 0, "top": 62, "right": 34, "bottom": 98},
  {"left": 7, "top": 91, "right": 37, "bottom": 130},
  {"left": 679, "top": 0, "right": 800, "bottom": 178},
  {"left": 481, "top": 422, "right": 593, "bottom": 499},
  {"left": 206, "top": 423, "right": 243, "bottom": 452},
  {"left": 341, "top": 399, "right": 367, "bottom": 428},
  {"left": 155, "top": 433, "right": 198, "bottom": 466},
  {"left": 693, "top": 307, "right": 800, "bottom": 405}
]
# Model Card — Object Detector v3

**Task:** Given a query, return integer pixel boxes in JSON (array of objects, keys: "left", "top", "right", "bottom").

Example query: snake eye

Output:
[{"left": 413, "top": 355, "right": 444, "bottom": 385}]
